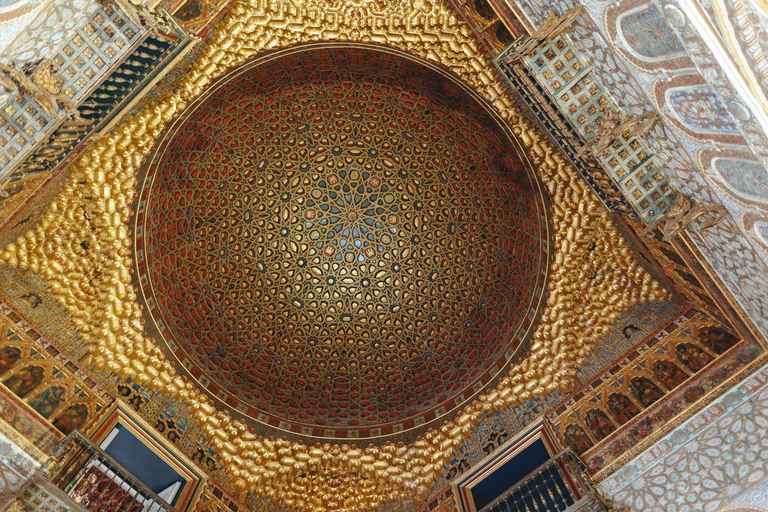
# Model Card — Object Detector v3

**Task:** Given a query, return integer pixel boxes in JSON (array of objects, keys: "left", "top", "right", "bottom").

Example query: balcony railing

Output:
[
  {"left": 45, "top": 430, "right": 174, "bottom": 512},
  {"left": 495, "top": 35, "right": 675, "bottom": 222},
  {"left": 0, "top": 3, "right": 192, "bottom": 183},
  {"left": 479, "top": 450, "right": 606, "bottom": 512}
]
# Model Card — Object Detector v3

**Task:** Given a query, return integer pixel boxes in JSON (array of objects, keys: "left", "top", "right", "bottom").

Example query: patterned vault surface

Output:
[{"left": 136, "top": 46, "right": 549, "bottom": 440}]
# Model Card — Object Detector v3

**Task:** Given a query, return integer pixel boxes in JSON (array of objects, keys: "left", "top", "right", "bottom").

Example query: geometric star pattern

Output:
[{"left": 140, "top": 47, "right": 547, "bottom": 436}]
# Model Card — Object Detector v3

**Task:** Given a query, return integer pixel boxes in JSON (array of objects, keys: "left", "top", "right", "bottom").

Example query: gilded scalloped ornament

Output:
[
  {"left": 320, "top": 0, "right": 391, "bottom": 18},
  {"left": 0, "top": 0, "right": 668, "bottom": 509}
]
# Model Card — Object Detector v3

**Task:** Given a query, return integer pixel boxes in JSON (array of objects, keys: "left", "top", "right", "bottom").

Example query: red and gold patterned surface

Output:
[{"left": 135, "top": 45, "right": 550, "bottom": 440}]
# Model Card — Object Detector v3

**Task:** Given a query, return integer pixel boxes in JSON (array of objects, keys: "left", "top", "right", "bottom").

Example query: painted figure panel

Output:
[
  {"left": 51, "top": 403, "right": 89, "bottom": 436},
  {"left": 0, "top": 346, "right": 21, "bottom": 377},
  {"left": 3, "top": 365, "right": 43, "bottom": 399},
  {"left": 0, "top": 298, "right": 215, "bottom": 485},
  {"left": 0, "top": 305, "right": 113, "bottom": 443},
  {"left": 577, "top": 300, "right": 683, "bottom": 384},
  {"left": 699, "top": 326, "right": 740, "bottom": 354},
  {"left": 606, "top": 392, "right": 640, "bottom": 424},
  {"left": 0, "top": 386, "right": 61, "bottom": 454},
  {"left": 652, "top": 360, "right": 689, "bottom": 390},
  {"left": 585, "top": 408, "right": 615, "bottom": 440},
  {"left": 622, "top": 324, "right": 642, "bottom": 340},
  {"left": 563, "top": 423, "right": 593, "bottom": 455},
  {"left": 472, "top": 0, "right": 495, "bottom": 20},
  {"left": 630, "top": 376, "right": 664, "bottom": 407},
  {"left": 675, "top": 342, "right": 713, "bottom": 371},
  {"left": 28, "top": 385, "right": 67, "bottom": 419}
]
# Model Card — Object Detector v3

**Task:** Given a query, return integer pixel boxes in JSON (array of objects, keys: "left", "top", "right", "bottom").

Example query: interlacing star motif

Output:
[{"left": 143, "top": 49, "right": 543, "bottom": 430}]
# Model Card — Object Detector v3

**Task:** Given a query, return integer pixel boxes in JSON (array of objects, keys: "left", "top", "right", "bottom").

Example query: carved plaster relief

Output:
[{"left": 605, "top": 0, "right": 694, "bottom": 73}]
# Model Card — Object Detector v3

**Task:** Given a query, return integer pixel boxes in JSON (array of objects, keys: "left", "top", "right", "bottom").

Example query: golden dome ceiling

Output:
[
  {"left": 0, "top": 0, "right": 670, "bottom": 507},
  {"left": 135, "top": 45, "right": 550, "bottom": 441}
]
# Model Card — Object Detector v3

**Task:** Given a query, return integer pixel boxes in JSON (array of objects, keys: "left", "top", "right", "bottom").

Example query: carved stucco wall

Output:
[
  {"left": 599, "top": 361, "right": 768, "bottom": 511},
  {"left": 502, "top": 0, "right": 768, "bottom": 341}
]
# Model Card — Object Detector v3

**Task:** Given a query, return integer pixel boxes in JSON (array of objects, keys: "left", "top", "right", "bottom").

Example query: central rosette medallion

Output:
[{"left": 136, "top": 44, "right": 550, "bottom": 441}]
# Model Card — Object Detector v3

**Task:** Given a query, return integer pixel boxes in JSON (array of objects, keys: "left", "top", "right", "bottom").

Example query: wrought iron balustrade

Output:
[
  {"left": 45, "top": 430, "right": 174, "bottom": 512},
  {"left": 479, "top": 450, "right": 606, "bottom": 512}
]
